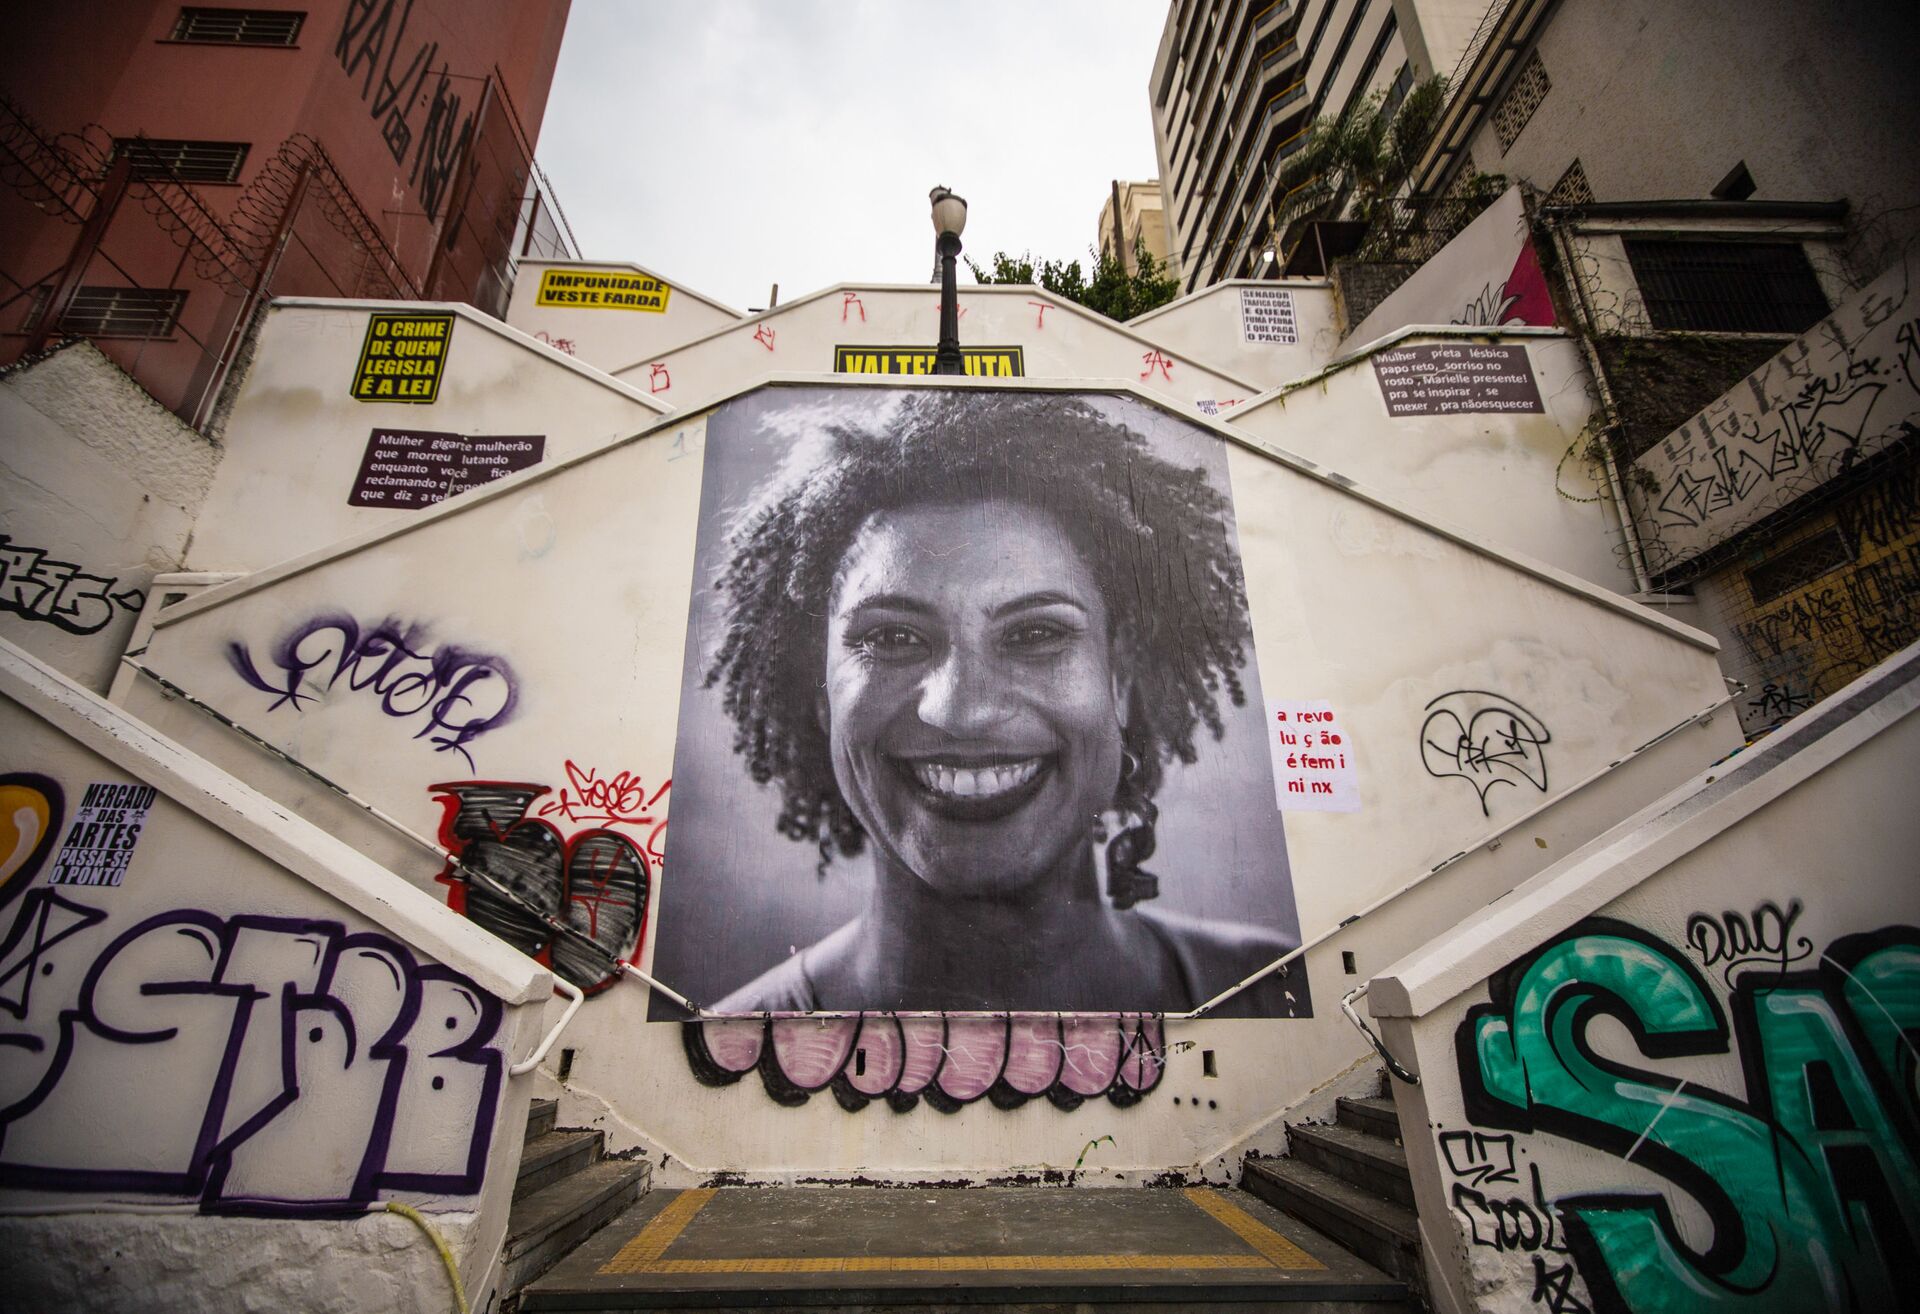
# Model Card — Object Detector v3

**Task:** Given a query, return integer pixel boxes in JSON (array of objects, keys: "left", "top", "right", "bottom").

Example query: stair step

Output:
[
  {"left": 522, "top": 1185, "right": 1411, "bottom": 1310},
  {"left": 1335, "top": 1096, "right": 1400, "bottom": 1141},
  {"left": 526, "top": 1097, "right": 558, "bottom": 1143},
  {"left": 1242, "top": 1157, "right": 1421, "bottom": 1288},
  {"left": 1286, "top": 1124, "right": 1414, "bottom": 1209},
  {"left": 517, "top": 1129, "right": 603, "bottom": 1202},
  {"left": 504, "top": 1158, "right": 652, "bottom": 1296}
]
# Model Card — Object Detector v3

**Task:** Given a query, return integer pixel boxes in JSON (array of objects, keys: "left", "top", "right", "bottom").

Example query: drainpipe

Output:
[{"left": 1543, "top": 211, "right": 1655, "bottom": 595}]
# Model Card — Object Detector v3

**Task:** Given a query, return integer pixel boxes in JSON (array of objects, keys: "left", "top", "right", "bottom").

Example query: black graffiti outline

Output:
[
  {"left": 0, "top": 537, "right": 146, "bottom": 637},
  {"left": 1683, "top": 899, "right": 1815, "bottom": 986},
  {"left": 1420, "top": 690, "right": 1552, "bottom": 816}
]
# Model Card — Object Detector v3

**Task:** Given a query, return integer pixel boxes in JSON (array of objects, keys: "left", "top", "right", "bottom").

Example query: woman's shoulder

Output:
[
  {"left": 1126, "top": 906, "right": 1305, "bottom": 1018},
  {"left": 710, "top": 952, "right": 815, "bottom": 1014},
  {"left": 708, "top": 921, "right": 862, "bottom": 1014}
]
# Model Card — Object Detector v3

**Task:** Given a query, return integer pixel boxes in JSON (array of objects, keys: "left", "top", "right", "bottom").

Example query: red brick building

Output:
[{"left": 1, "top": 1, "right": 575, "bottom": 425}]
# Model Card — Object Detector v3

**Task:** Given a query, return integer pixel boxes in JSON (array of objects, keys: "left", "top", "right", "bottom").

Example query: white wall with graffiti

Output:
[
  {"left": 1627, "top": 250, "right": 1920, "bottom": 736},
  {"left": 1228, "top": 328, "right": 1635, "bottom": 595},
  {"left": 187, "top": 299, "right": 668, "bottom": 575},
  {"left": 105, "top": 374, "right": 1738, "bottom": 1184},
  {"left": 1341, "top": 187, "right": 1560, "bottom": 353},
  {"left": 602, "top": 284, "right": 1263, "bottom": 416},
  {"left": 1370, "top": 643, "right": 1920, "bottom": 1314},
  {"left": 505, "top": 259, "right": 746, "bottom": 372},
  {"left": 1127, "top": 279, "right": 1343, "bottom": 393},
  {"left": 0, "top": 639, "right": 553, "bottom": 1312},
  {"left": 1627, "top": 251, "right": 1919, "bottom": 579},
  {"left": 0, "top": 342, "right": 220, "bottom": 694}
]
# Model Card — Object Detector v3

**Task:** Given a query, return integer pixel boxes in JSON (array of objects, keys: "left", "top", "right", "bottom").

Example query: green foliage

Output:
[
  {"left": 966, "top": 237, "right": 1181, "bottom": 322},
  {"left": 1272, "top": 75, "right": 1449, "bottom": 241}
]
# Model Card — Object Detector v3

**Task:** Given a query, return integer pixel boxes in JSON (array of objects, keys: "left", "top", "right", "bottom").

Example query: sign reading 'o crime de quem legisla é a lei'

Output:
[
  {"left": 352, "top": 312, "right": 454, "bottom": 403},
  {"left": 534, "top": 268, "right": 671, "bottom": 312}
]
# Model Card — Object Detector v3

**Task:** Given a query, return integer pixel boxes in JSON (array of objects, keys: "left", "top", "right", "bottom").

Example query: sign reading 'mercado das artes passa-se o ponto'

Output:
[{"left": 534, "top": 268, "right": 672, "bottom": 312}]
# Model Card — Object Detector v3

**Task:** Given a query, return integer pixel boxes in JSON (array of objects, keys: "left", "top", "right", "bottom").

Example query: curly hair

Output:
[{"left": 703, "top": 389, "right": 1253, "bottom": 902}]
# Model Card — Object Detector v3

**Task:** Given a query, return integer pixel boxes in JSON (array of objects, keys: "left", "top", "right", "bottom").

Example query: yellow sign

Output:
[
  {"left": 535, "top": 268, "right": 671, "bottom": 312},
  {"left": 833, "top": 346, "right": 1025, "bottom": 377},
  {"left": 352, "top": 313, "right": 453, "bottom": 404}
]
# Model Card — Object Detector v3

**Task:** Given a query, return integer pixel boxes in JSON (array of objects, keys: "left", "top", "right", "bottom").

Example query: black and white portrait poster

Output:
[{"left": 650, "top": 387, "right": 1310, "bottom": 1019}]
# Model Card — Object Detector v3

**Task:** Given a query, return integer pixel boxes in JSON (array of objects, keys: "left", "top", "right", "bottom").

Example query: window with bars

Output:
[
  {"left": 1624, "top": 239, "right": 1830, "bottom": 334},
  {"left": 114, "top": 138, "right": 251, "bottom": 184},
  {"left": 169, "top": 8, "right": 304, "bottom": 45},
  {"left": 35, "top": 288, "right": 189, "bottom": 338}
]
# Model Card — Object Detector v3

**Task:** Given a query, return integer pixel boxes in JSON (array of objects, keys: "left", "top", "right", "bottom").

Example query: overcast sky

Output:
[{"left": 536, "top": 1, "right": 1170, "bottom": 310}]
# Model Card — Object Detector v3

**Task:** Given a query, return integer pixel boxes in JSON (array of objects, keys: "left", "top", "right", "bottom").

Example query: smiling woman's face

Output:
[{"left": 823, "top": 499, "right": 1128, "bottom": 899}]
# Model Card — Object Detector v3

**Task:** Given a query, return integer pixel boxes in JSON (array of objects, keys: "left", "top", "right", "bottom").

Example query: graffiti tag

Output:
[
  {"left": 1457, "top": 918, "right": 1920, "bottom": 1313},
  {"left": 1419, "top": 690, "right": 1552, "bottom": 816},
  {"left": 0, "top": 536, "right": 146, "bottom": 636},
  {"left": 227, "top": 614, "right": 518, "bottom": 769}
]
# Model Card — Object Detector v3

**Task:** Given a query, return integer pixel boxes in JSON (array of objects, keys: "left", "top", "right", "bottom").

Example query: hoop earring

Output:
[{"left": 1104, "top": 748, "right": 1160, "bottom": 910}]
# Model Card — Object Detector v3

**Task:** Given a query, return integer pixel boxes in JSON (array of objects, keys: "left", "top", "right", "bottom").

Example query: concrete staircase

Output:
[
  {"left": 1242, "top": 1092, "right": 1426, "bottom": 1307},
  {"left": 502, "top": 1098, "right": 653, "bottom": 1304}
]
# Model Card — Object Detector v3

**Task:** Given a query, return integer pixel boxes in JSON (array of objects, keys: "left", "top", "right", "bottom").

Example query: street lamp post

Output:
[{"left": 930, "top": 185, "right": 968, "bottom": 376}]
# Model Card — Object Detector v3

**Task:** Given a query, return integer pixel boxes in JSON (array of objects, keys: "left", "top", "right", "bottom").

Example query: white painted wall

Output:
[
  {"left": 0, "top": 343, "right": 219, "bottom": 693},
  {"left": 110, "top": 375, "right": 1735, "bottom": 1186},
  {"left": 605, "top": 284, "right": 1264, "bottom": 416},
  {"left": 1371, "top": 643, "right": 1920, "bottom": 1314},
  {"left": 1128, "top": 280, "right": 1343, "bottom": 393},
  {"left": 1464, "top": 0, "right": 1920, "bottom": 262},
  {"left": 1341, "top": 187, "right": 1557, "bottom": 354},
  {"left": 0, "top": 639, "right": 552, "bottom": 1313},
  {"left": 505, "top": 259, "right": 745, "bottom": 372},
  {"left": 1229, "top": 329, "right": 1636, "bottom": 594},
  {"left": 188, "top": 299, "right": 667, "bottom": 574}
]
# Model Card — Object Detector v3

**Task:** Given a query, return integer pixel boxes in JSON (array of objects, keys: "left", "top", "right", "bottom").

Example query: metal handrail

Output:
[
  {"left": 510, "top": 977, "right": 585, "bottom": 1076},
  {"left": 1342, "top": 984, "right": 1419, "bottom": 1084},
  {"left": 123, "top": 652, "right": 1733, "bottom": 1025}
]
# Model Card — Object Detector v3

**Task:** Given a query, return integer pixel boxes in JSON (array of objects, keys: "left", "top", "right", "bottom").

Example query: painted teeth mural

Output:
[{"left": 684, "top": 1013, "right": 1167, "bottom": 1113}]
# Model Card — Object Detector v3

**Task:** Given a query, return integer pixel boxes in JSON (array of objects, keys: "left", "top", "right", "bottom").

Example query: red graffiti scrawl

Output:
[
  {"left": 753, "top": 323, "right": 776, "bottom": 352},
  {"left": 1141, "top": 349, "right": 1173, "bottom": 381},
  {"left": 647, "top": 362, "right": 671, "bottom": 393},
  {"left": 842, "top": 292, "right": 866, "bottom": 323}
]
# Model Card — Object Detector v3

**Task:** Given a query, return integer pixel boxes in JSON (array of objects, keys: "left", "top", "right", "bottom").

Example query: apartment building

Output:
[
  {"left": 1151, "top": 0, "right": 1485, "bottom": 293},
  {"left": 1096, "top": 179, "right": 1176, "bottom": 277}
]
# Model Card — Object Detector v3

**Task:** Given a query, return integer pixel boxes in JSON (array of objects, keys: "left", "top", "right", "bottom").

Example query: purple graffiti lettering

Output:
[
  {"left": 0, "top": 899, "right": 502, "bottom": 1215},
  {"left": 227, "top": 615, "right": 517, "bottom": 769}
]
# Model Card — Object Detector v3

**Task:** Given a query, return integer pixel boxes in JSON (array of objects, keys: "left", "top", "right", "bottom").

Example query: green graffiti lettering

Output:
[{"left": 1457, "top": 920, "right": 1920, "bottom": 1313}]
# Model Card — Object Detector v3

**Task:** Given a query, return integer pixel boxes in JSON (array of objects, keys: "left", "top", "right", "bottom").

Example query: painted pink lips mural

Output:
[{"left": 684, "top": 1013, "right": 1167, "bottom": 1113}]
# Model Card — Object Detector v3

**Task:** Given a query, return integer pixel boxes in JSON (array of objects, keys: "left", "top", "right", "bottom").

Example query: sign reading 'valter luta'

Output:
[
  {"left": 833, "top": 345, "right": 1025, "bottom": 377},
  {"left": 352, "top": 312, "right": 453, "bottom": 403},
  {"left": 535, "top": 268, "right": 671, "bottom": 312}
]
